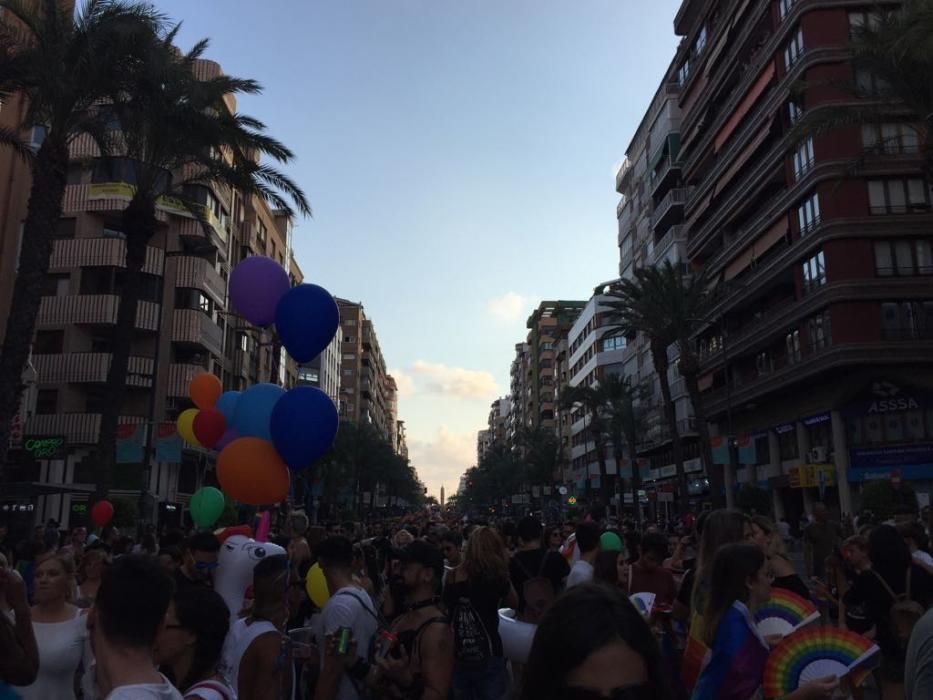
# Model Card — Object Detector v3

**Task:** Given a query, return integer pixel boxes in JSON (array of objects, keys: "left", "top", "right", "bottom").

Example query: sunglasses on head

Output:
[
  {"left": 194, "top": 561, "right": 219, "bottom": 571},
  {"left": 562, "top": 684, "right": 653, "bottom": 700}
]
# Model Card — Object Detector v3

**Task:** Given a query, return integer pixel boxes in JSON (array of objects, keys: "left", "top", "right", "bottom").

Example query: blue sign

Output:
[
  {"left": 848, "top": 464, "right": 933, "bottom": 482},
  {"left": 851, "top": 443, "right": 933, "bottom": 469}
]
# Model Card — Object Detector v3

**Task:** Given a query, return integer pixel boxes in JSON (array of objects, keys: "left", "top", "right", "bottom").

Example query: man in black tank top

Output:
[{"left": 376, "top": 541, "right": 453, "bottom": 700}]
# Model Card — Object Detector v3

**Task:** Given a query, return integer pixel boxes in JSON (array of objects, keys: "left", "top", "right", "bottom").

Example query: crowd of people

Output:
[{"left": 0, "top": 503, "right": 932, "bottom": 700}]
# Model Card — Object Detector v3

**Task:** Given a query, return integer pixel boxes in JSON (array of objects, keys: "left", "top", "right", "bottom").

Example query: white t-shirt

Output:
[
  {"left": 105, "top": 675, "right": 183, "bottom": 699},
  {"left": 566, "top": 560, "right": 594, "bottom": 588},
  {"left": 318, "top": 587, "right": 379, "bottom": 700},
  {"left": 913, "top": 550, "right": 933, "bottom": 567}
]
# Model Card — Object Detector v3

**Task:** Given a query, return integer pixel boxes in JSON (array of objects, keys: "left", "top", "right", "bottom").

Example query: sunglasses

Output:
[
  {"left": 194, "top": 561, "right": 219, "bottom": 571},
  {"left": 562, "top": 684, "right": 653, "bottom": 700}
]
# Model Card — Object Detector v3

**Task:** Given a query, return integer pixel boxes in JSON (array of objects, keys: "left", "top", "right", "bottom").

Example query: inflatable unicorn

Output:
[{"left": 213, "top": 526, "right": 285, "bottom": 619}]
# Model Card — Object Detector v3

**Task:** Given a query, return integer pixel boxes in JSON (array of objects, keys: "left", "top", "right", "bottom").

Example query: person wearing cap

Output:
[{"left": 371, "top": 540, "right": 453, "bottom": 700}]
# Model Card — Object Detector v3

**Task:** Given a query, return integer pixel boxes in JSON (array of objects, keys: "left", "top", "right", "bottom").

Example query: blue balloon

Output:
[
  {"left": 274, "top": 284, "right": 339, "bottom": 363},
  {"left": 232, "top": 383, "right": 285, "bottom": 441},
  {"left": 270, "top": 386, "right": 339, "bottom": 470},
  {"left": 216, "top": 391, "right": 240, "bottom": 425}
]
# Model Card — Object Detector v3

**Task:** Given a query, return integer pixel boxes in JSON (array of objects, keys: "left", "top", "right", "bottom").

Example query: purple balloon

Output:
[
  {"left": 229, "top": 256, "right": 290, "bottom": 326},
  {"left": 215, "top": 427, "right": 239, "bottom": 451}
]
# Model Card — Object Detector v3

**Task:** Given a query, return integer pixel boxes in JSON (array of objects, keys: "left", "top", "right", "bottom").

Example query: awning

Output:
[
  {"left": 649, "top": 133, "right": 683, "bottom": 173},
  {"left": 713, "top": 117, "right": 775, "bottom": 198},
  {"left": 681, "top": 71, "right": 709, "bottom": 115},
  {"left": 704, "top": 26, "right": 731, "bottom": 78},
  {"left": 648, "top": 139, "right": 669, "bottom": 172},
  {"left": 685, "top": 191, "right": 714, "bottom": 230},
  {"left": 714, "top": 61, "right": 776, "bottom": 153},
  {"left": 724, "top": 216, "right": 790, "bottom": 281}
]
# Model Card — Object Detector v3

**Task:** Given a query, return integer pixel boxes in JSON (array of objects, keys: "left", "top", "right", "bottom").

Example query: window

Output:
[
  {"left": 874, "top": 239, "right": 933, "bottom": 276},
  {"left": 792, "top": 137, "right": 815, "bottom": 180},
  {"left": 35, "top": 389, "right": 58, "bottom": 415},
  {"left": 881, "top": 301, "right": 933, "bottom": 340},
  {"left": 779, "top": 0, "right": 796, "bottom": 20},
  {"left": 694, "top": 26, "right": 707, "bottom": 55},
  {"left": 807, "top": 311, "right": 832, "bottom": 350},
  {"left": 788, "top": 100, "right": 803, "bottom": 125},
  {"left": 256, "top": 220, "right": 267, "bottom": 246},
  {"left": 33, "top": 330, "right": 64, "bottom": 354},
  {"left": 40, "top": 274, "right": 69, "bottom": 297},
  {"left": 298, "top": 367, "right": 319, "bottom": 384},
  {"left": 678, "top": 58, "right": 691, "bottom": 86},
  {"left": 784, "top": 28, "right": 804, "bottom": 71},
  {"left": 101, "top": 226, "right": 125, "bottom": 240},
  {"left": 862, "top": 123, "right": 920, "bottom": 155},
  {"left": 868, "top": 178, "right": 929, "bottom": 214},
  {"left": 342, "top": 353, "right": 356, "bottom": 360},
  {"left": 855, "top": 68, "right": 890, "bottom": 96},
  {"left": 785, "top": 330, "right": 801, "bottom": 363},
  {"left": 848, "top": 10, "right": 881, "bottom": 37},
  {"left": 342, "top": 369, "right": 354, "bottom": 377},
  {"left": 797, "top": 193, "right": 821, "bottom": 234},
  {"left": 802, "top": 250, "right": 826, "bottom": 292},
  {"left": 343, "top": 319, "right": 356, "bottom": 327},
  {"left": 755, "top": 352, "right": 772, "bottom": 376},
  {"left": 602, "top": 336, "right": 626, "bottom": 352}
]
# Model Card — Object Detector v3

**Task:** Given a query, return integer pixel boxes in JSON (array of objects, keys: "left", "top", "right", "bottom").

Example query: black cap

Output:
[{"left": 396, "top": 540, "right": 444, "bottom": 578}]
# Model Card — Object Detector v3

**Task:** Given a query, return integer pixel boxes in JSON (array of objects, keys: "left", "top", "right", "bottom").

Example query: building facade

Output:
[{"left": 297, "top": 329, "right": 341, "bottom": 405}]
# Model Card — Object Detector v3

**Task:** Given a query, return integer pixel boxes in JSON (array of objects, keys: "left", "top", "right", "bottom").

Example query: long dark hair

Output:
[
  {"left": 701, "top": 543, "right": 766, "bottom": 646},
  {"left": 521, "top": 584, "right": 670, "bottom": 700},
  {"left": 173, "top": 587, "right": 230, "bottom": 691},
  {"left": 869, "top": 525, "right": 912, "bottom": 592},
  {"left": 693, "top": 509, "right": 749, "bottom": 606}
]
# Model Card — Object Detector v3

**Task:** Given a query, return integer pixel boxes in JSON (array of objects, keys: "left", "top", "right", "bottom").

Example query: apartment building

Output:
[
  {"left": 487, "top": 397, "right": 511, "bottom": 448},
  {"left": 507, "top": 342, "right": 530, "bottom": 447},
  {"left": 669, "top": 0, "right": 933, "bottom": 518},
  {"left": 397, "top": 420, "right": 408, "bottom": 459},
  {"left": 336, "top": 299, "right": 396, "bottom": 442},
  {"left": 477, "top": 429, "right": 493, "bottom": 465},
  {"left": 297, "top": 330, "right": 341, "bottom": 404},
  {"left": 0, "top": 57, "right": 307, "bottom": 529}
]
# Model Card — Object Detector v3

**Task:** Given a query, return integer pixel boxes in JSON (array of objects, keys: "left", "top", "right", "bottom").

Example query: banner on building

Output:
[
  {"left": 711, "top": 435, "right": 730, "bottom": 465},
  {"left": 637, "top": 458, "right": 651, "bottom": 478},
  {"left": 115, "top": 424, "right": 145, "bottom": 464},
  {"left": 155, "top": 423, "right": 182, "bottom": 464},
  {"left": 789, "top": 463, "right": 835, "bottom": 489},
  {"left": 736, "top": 434, "right": 756, "bottom": 465}
]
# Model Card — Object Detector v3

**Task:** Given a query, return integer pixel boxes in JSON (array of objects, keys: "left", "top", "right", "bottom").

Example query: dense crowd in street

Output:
[{"left": 1, "top": 504, "right": 932, "bottom": 700}]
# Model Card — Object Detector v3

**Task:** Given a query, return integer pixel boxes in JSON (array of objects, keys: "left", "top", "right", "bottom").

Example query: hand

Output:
[
  {"left": 376, "top": 645, "right": 412, "bottom": 686},
  {"left": 800, "top": 676, "right": 839, "bottom": 699},
  {"left": 0, "top": 568, "right": 29, "bottom": 614},
  {"left": 322, "top": 635, "right": 359, "bottom": 671},
  {"left": 764, "top": 633, "right": 784, "bottom": 649}
]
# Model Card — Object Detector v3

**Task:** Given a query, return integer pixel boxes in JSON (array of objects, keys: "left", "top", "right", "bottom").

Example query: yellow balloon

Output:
[
  {"left": 176, "top": 408, "right": 201, "bottom": 446},
  {"left": 305, "top": 562, "right": 330, "bottom": 608}
]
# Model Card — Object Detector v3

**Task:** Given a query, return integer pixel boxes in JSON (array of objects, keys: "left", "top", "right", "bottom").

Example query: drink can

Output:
[
  {"left": 377, "top": 630, "right": 398, "bottom": 659},
  {"left": 336, "top": 626, "right": 352, "bottom": 655}
]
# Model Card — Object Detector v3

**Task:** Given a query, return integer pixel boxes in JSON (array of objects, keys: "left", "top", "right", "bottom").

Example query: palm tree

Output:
[
  {"left": 600, "top": 373, "right": 648, "bottom": 526},
  {"left": 92, "top": 28, "right": 311, "bottom": 500},
  {"left": 517, "top": 425, "right": 562, "bottom": 486},
  {"left": 0, "top": 0, "right": 165, "bottom": 476},
  {"left": 560, "top": 383, "right": 611, "bottom": 507}
]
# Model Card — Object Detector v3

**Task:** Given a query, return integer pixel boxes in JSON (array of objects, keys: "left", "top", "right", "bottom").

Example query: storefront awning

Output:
[{"left": 714, "top": 61, "right": 776, "bottom": 153}]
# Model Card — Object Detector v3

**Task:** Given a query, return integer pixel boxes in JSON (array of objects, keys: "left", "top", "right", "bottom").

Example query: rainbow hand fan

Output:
[
  {"left": 763, "top": 627, "right": 880, "bottom": 698},
  {"left": 755, "top": 588, "right": 820, "bottom": 636},
  {"left": 630, "top": 592, "right": 656, "bottom": 617}
]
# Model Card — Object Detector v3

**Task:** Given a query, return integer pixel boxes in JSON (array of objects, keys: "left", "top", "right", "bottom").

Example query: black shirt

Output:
[
  {"left": 173, "top": 568, "right": 210, "bottom": 593},
  {"left": 443, "top": 576, "right": 509, "bottom": 660},
  {"left": 509, "top": 548, "right": 570, "bottom": 611}
]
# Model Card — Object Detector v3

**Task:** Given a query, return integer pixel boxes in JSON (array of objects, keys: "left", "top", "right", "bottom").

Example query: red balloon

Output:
[
  {"left": 193, "top": 408, "right": 226, "bottom": 448},
  {"left": 91, "top": 500, "right": 114, "bottom": 528}
]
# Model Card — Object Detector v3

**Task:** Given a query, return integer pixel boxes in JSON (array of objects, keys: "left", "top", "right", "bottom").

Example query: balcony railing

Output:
[
  {"left": 32, "top": 353, "right": 154, "bottom": 386},
  {"left": 653, "top": 225, "right": 687, "bottom": 264},
  {"left": 168, "top": 363, "right": 207, "bottom": 397},
  {"left": 175, "top": 256, "right": 226, "bottom": 304},
  {"left": 50, "top": 237, "right": 163, "bottom": 275},
  {"left": 650, "top": 188, "right": 687, "bottom": 229},
  {"left": 37, "top": 295, "right": 160, "bottom": 330},
  {"left": 25, "top": 413, "right": 144, "bottom": 445},
  {"left": 172, "top": 310, "right": 223, "bottom": 357}
]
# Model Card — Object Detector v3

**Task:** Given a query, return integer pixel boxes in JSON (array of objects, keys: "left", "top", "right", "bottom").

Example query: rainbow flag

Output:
[{"left": 691, "top": 602, "right": 770, "bottom": 700}]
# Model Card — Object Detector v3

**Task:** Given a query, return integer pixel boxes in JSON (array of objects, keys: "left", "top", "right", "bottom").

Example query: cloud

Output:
[
  {"left": 388, "top": 368, "right": 415, "bottom": 398},
  {"left": 410, "top": 360, "right": 499, "bottom": 400},
  {"left": 486, "top": 291, "right": 531, "bottom": 324},
  {"left": 407, "top": 426, "right": 475, "bottom": 497}
]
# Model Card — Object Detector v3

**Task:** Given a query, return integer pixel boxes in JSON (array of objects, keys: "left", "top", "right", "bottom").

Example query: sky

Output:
[{"left": 153, "top": 0, "right": 683, "bottom": 498}]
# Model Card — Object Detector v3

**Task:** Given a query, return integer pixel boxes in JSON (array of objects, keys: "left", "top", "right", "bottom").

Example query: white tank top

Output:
[{"left": 220, "top": 618, "right": 292, "bottom": 700}]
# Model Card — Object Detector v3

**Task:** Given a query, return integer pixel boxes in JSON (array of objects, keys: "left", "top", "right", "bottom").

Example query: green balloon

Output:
[
  {"left": 600, "top": 531, "right": 623, "bottom": 552},
  {"left": 190, "top": 487, "right": 225, "bottom": 528}
]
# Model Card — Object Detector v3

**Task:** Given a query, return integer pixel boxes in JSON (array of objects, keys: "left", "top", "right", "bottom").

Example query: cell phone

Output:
[{"left": 335, "top": 626, "right": 352, "bottom": 655}]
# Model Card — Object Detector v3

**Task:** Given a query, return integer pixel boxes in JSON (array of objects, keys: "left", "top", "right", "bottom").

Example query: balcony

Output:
[
  {"left": 63, "top": 184, "right": 170, "bottom": 222},
  {"left": 650, "top": 188, "right": 687, "bottom": 232},
  {"left": 32, "top": 353, "right": 154, "bottom": 386},
  {"left": 652, "top": 225, "right": 687, "bottom": 265},
  {"left": 50, "top": 237, "right": 163, "bottom": 275},
  {"left": 175, "top": 256, "right": 226, "bottom": 304},
  {"left": 168, "top": 363, "right": 207, "bottom": 397},
  {"left": 172, "top": 310, "right": 223, "bottom": 357},
  {"left": 69, "top": 133, "right": 100, "bottom": 160},
  {"left": 37, "top": 295, "right": 160, "bottom": 330},
  {"left": 25, "top": 413, "right": 144, "bottom": 445}
]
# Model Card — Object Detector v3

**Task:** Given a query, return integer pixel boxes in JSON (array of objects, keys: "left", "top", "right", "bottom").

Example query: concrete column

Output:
[
  {"left": 797, "top": 423, "right": 814, "bottom": 514},
  {"left": 831, "top": 410, "right": 854, "bottom": 516},
  {"left": 769, "top": 431, "right": 783, "bottom": 518}
]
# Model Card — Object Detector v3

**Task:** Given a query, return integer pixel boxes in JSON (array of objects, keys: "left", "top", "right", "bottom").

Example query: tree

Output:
[
  {"left": 0, "top": 0, "right": 165, "bottom": 476},
  {"left": 92, "top": 27, "right": 310, "bottom": 500},
  {"left": 517, "top": 425, "right": 562, "bottom": 486},
  {"left": 560, "top": 383, "right": 611, "bottom": 506},
  {"left": 603, "top": 262, "right": 720, "bottom": 510},
  {"left": 600, "top": 373, "right": 648, "bottom": 525}
]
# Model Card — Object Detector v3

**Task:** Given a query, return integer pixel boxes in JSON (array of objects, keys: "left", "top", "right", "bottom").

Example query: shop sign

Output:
[
  {"left": 843, "top": 380, "right": 930, "bottom": 417},
  {"left": 660, "top": 465, "right": 677, "bottom": 478},
  {"left": 801, "top": 412, "right": 831, "bottom": 426},
  {"left": 23, "top": 435, "right": 66, "bottom": 460},
  {"left": 851, "top": 443, "right": 933, "bottom": 469},
  {"left": 789, "top": 464, "right": 835, "bottom": 488},
  {"left": 684, "top": 457, "right": 703, "bottom": 473},
  {"left": 774, "top": 423, "right": 796, "bottom": 434}
]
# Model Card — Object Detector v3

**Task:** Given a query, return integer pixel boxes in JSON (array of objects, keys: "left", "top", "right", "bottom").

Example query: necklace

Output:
[{"left": 406, "top": 596, "right": 440, "bottom": 613}]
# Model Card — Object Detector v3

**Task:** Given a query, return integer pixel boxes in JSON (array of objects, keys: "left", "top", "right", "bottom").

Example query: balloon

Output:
[
  {"left": 91, "top": 500, "right": 114, "bottom": 528},
  {"left": 273, "top": 284, "right": 339, "bottom": 363},
  {"left": 216, "top": 427, "right": 239, "bottom": 451},
  {"left": 217, "top": 437, "right": 290, "bottom": 505},
  {"left": 270, "top": 387, "right": 339, "bottom": 470},
  {"left": 176, "top": 408, "right": 201, "bottom": 446},
  {"left": 189, "top": 487, "right": 225, "bottom": 528},
  {"left": 193, "top": 408, "right": 226, "bottom": 448},
  {"left": 216, "top": 391, "right": 240, "bottom": 425},
  {"left": 189, "top": 372, "right": 222, "bottom": 409},
  {"left": 600, "top": 531, "right": 623, "bottom": 552},
  {"left": 305, "top": 562, "right": 330, "bottom": 608},
  {"left": 229, "top": 256, "right": 290, "bottom": 326},
  {"left": 232, "top": 383, "right": 285, "bottom": 441}
]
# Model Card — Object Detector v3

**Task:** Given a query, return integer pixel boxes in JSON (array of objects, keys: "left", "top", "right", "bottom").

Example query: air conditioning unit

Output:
[{"left": 808, "top": 446, "right": 828, "bottom": 463}]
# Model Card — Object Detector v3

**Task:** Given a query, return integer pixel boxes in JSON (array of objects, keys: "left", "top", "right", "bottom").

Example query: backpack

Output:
[
  {"left": 450, "top": 587, "right": 494, "bottom": 665},
  {"left": 513, "top": 550, "right": 557, "bottom": 624},
  {"left": 334, "top": 589, "right": 387, "bottom": 663},
  {"left": 872, "top": 568, "right": 926, "bottom": 650}
]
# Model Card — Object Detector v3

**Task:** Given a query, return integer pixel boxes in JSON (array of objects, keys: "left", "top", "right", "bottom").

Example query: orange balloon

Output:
[
  {"left": 217, "top": 437, "right": 289, "bottom": 505},
  {"left": 190, "top": 372, "right": 222, "bottom": 409}
]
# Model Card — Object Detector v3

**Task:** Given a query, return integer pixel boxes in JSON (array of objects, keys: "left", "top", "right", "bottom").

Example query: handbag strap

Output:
[{"left": 871, "top": 569, "right": 902, "bottom": 603}]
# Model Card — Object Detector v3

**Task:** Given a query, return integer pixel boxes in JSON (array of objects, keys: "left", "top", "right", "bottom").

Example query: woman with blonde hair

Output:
[
  {"left": 443, "top": 526, "right": 518, "bottom": 700},
  {"left": 13, "top": 552, "right": 90, "bottom": 699}
]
